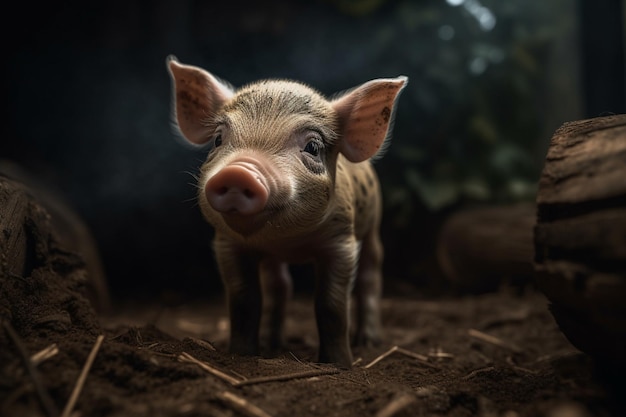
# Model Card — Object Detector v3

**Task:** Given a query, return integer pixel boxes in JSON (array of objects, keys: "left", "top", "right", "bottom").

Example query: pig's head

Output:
[{"left": 167, "top": 56, "right": 406, "bottom": 241}]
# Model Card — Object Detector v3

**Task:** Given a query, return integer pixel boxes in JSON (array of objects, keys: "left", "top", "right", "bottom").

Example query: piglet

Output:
[{"left": 167, "top": 56, "right": 407, "bottom": 368}]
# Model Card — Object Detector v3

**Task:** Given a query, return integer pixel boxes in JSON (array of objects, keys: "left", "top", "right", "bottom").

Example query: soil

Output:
[{"left": 2, "top": 270, "right": 626, "bottom": 417}]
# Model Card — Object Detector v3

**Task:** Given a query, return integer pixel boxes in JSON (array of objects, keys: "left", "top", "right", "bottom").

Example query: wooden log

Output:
[
  {"left": 436, "top": 203, "right": 536, "bottom": 293},
  {"left": 534, "top": 114, "right": 626, "bottom": 369},
  {"left": 0, "top": 165, "right": 110, "bottom": 314}
]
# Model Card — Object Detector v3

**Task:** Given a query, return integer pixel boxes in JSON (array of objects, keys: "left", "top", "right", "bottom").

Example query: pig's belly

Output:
[{"left": 241, "top": 233, "right": 361, "bottom": 265}]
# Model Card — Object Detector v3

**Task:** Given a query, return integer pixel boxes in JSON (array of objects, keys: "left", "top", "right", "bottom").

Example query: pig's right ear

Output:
[{"left": 166, "top": 55, "right": 234, "bottom": 145}]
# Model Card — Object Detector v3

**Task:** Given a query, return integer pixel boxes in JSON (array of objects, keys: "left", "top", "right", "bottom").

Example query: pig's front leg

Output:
[
  {"left": 260, "top": 259, "right": 292, "bottom": 350},
  {"left": 315, "top": 237, "right": 359, "bottom": 368},
  {"left": 214, "top": 236, "right": 262, "bottom": 356}
]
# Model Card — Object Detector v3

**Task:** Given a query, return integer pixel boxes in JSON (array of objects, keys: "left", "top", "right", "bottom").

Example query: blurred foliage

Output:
[{"left": 340, "top": 0, "right": 582, "bottom": 226}]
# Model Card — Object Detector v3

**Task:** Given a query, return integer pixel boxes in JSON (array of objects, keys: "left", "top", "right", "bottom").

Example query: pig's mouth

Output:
[{"left": 219, "top": 210, "right": 274, "bottom": 237}]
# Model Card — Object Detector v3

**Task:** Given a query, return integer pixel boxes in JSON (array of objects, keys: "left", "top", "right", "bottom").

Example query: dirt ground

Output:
[{"left": 2, "top": 267, "right": 626, "bottom": 417}]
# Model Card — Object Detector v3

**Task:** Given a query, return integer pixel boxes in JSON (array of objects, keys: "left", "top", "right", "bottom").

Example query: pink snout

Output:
[{"left": 205, "top": 162, "right": 269, "bottom": 215}]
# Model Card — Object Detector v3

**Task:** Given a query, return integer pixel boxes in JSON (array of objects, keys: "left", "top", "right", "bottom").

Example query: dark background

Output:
[{"left": 2, "top": 0, "right": 624, "bottom": 302}]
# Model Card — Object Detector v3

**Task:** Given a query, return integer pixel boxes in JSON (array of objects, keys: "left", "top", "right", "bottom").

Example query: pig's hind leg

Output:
[
  {"left": 353, "top": 229, "right": 384, "bottom": 347},
  {"left": 260, "top": 259, "right": 293, "bottom": 351}
]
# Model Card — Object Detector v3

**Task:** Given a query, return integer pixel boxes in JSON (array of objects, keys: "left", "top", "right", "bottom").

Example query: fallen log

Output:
[
  {"left": 436, "top": 203, "right": 536, "bottom": 293},
  {"left": 534, "top": 114, "right": 626, "bottom": 369},
  {"left": 0, "top": 166, "right": 110, "bottom": 315}
]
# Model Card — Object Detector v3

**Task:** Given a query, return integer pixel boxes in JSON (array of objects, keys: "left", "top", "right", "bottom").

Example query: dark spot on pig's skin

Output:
[
  {"left": 381, "top": 106, "right": 391, "bottom": 123},
  {"left": 177, "top": 100, "right": 193, "bottom": 117},
  {"left": 360, "top": 183, "right": 368, "bottom": 196},
  {"left": 178, "top": 90, "right": 202, "bottom": 111},
  {"left": 324, "top": 187, "right": 331, "bottom": 202}
]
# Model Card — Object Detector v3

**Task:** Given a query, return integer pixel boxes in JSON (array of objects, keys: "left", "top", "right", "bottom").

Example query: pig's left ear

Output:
[
  {"left": 331, "top": 76, "right": 408, "bottom": 162},
  {"left": 166, "top": 55, "right": 235, "bottom": 145}
]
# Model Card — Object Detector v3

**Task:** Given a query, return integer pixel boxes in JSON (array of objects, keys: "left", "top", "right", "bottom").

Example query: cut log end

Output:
[{"left": 534, "top": 114, "right": 626, "bottom": 370}]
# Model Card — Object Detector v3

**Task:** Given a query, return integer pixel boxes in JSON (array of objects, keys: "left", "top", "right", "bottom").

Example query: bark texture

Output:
[{"left": 534, "top": 114, "right": 626, "bottom": 369}]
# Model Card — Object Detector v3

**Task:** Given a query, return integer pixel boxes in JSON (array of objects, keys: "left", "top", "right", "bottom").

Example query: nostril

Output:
[
  {"left": 205, "top": 164, "right": 269, "bottom": 215},
  {"left": 210, "top": 185, "right": 255, "bottom": 199}
]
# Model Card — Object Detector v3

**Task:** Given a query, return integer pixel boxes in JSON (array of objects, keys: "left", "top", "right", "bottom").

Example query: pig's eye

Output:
[
  {"left": 303, "top": 140, "right": 321, "bottom": 157},
  {"left": 214, "top": 134, "right": 223, "bottom": 147},
  {"left": 300, "top": 132, "right": 325, "bottom": 173}
]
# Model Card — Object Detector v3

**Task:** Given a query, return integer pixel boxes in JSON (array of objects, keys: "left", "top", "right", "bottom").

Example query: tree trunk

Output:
[{"left": 534, "top": 114, "right": 626, "bottom": 369}]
